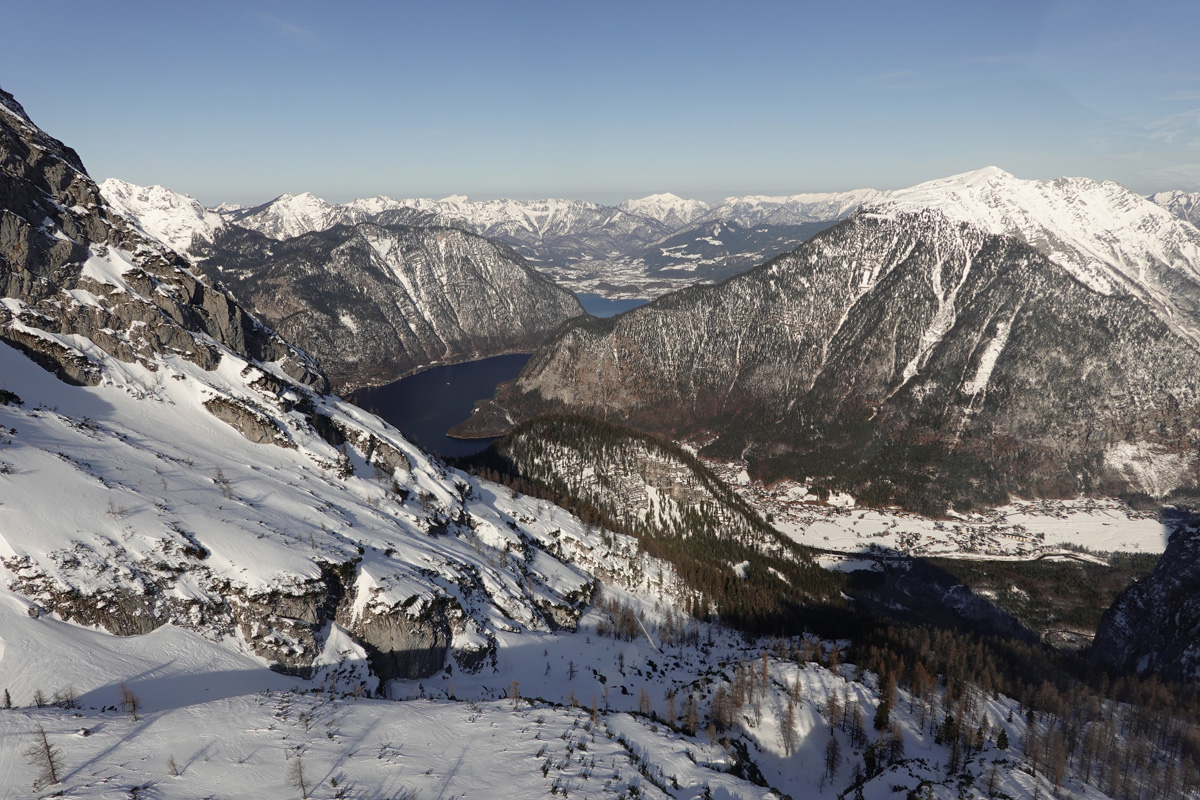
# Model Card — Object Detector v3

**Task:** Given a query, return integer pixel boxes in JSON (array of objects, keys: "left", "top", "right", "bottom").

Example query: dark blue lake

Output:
[
  {"left": 349, "top": 294, "right": 645, "bottom": 458},
  {"left": 351, "top": 353, "right": 530, "bottom": 459},
  {"left": 577, "top": 293, "right": 649, "bottom": 318}
]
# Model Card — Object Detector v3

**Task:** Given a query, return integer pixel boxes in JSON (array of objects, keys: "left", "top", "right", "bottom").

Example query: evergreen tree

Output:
[{"left": 873, "top": 699, "right": 890, "bottom": 731}]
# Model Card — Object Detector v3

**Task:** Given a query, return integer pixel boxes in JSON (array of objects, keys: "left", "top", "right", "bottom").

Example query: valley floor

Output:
[{"left": 704, "top": 459, "right": 1166, "bottom": 561}]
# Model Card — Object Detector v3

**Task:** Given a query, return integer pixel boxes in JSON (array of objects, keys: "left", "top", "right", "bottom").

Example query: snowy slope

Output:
[
  {"left": 0, "top": 577, "right": 1139, "bottom": 800},
  {"left": 1149, "top": 189, "right": 1200, "bottom": 228},
  {"left": 620, "top": 192, "right": 712, "bottom": 228},
  {"left": 874, "top": 167, "right": 1200, "bottom": 344},
  {"left": 98, "top": 178, "right": 226, "bottom": 256}
]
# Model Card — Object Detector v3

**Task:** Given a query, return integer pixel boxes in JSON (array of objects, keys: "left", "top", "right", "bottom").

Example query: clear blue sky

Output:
[{"left": 4, "top": 1, "right": 1198, "bottom": 205}]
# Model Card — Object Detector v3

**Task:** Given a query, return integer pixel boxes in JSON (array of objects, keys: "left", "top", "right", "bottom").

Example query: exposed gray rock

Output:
[
  {"left": 339, "top": 595, "right": 455, "bottom": 681},
  {"left": 231, "top": 565, "right": 349, "bottom": 674},
  {"left": 203, "top": 396, "right": 296, "bottom": 448},
  {"left": 0, "top": 87, "right": 327, "bottom": 395}
]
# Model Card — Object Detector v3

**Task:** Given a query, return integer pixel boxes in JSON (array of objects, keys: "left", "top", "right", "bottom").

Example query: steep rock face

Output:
[
  {"left": 196, "top": 222, "right": 584, "bottom": 391},
  {"left": 0, "top": 89, "right": 326, "bottom": 394},
  {"left": 0, "top": 85, "right": 659, "bottom": 682},
  {"left": 465, "top": 209, "right": 1200, "bottom": 511},
  {"left": 1091, "top": 511, "right": 1200, "bottom": 681}
]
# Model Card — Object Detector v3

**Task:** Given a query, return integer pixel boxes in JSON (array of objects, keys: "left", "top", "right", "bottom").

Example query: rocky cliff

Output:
[{"left": 0, "top": 88, "right": 325, "bottom": 393}]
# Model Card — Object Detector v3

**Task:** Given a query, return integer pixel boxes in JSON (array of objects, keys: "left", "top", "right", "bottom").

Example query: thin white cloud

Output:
[
  {"left": 1144, "top": 109, "right": 1200, "bottom": 149},
  {"left": 252, "top": 11, "right": 315, "bottom": 40}
]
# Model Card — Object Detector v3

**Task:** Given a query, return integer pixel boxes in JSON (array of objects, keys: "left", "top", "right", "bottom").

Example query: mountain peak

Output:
[
  {"left": 0, "top": 85, "right": 31, "bottom": 122},
  {"left": 631, "top": 192, "right": 686, "bottom": 202},
  {"left": 277, "top": 191, "right": 327, "bottom": 204},
  {"left": 951, "top": 165, "right": 1013, "bottom": 183},
  {"left": 99, "top": 178, "right": 226, "bottom": 255},
  {"left": 872, "top": 167, "right": 1200, "bottom": 344}
]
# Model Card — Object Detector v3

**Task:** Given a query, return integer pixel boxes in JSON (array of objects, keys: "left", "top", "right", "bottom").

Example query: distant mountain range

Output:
[{"left": 99, "top": 181, "right": 887, "bottom": 299}]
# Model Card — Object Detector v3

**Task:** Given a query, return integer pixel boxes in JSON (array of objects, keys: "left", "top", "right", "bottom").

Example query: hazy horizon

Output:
[{"left": 4, "top": 1, "right": 1197, "bottom": 206}]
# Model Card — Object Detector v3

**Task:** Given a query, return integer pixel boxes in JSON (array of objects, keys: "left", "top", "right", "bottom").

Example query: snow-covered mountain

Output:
[
  {"left": 198, "top": 221, "right": 585, "bottom": 391},
  {"left": 1149, "top": 189, "right": 1200, "bottom": 228},
  {"left": 222, "top": 191, "right": 356, "bottom": 240},
  {"left": 876, "top": 167, "right": 1200, "bottom": 346},
  {"left": 99, "top": 178, "right": 227, "bottom": 255},
  {"left": 2, "top": 86, "right": 1193, "bottom": 800},
  {"left": 620, "top": 192, "right": 711, "bottom": 228},
  {"left": 463, "top": 171, "right": 1200, "bottom": 512},
  {"left": 229, "top": 193, "right": 670, "bottom": 265},
  {"left": 699, "top": 188, "right": 885, "bottom": 228}
]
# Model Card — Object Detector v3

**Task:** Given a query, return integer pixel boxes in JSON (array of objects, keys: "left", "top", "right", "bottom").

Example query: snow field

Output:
[{"left": 707, "top": 458, "right": 1167, "bottom": 561}]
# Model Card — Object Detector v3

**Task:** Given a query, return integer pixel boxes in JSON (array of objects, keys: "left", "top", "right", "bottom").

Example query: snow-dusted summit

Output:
[
  {"left": 99, "top": 178, "right": 227, "bottom": 255},
  {"left": 1149, "top": 189, "right": 1200, "bottom": 228},
  {"left": 873, "top": 166, "right": 1200, "bottom": 345},
  {"left": 223, "top": 191, "right": 351, "bottom": 240},
  {"left": 619, "top": 192, "right": 711, "bottom": 228}
]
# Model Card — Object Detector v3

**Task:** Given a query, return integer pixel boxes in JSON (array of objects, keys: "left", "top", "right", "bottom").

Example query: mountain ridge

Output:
[
  {"left": 195, "top": 219, "right": 585, "bottom": 391},
  {"left": 457, "top": 193, "right": 1200, "bottom": 511}
]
